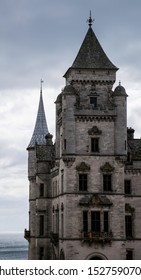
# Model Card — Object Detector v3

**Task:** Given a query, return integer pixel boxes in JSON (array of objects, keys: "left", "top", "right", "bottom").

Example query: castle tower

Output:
[
  {"left": 53, "top": 15, "right": 128, "bottom": 260},
  {"left": 26, "top": 15, "right": 141, "bottom": 260},
  {"left": 25, "top": 82, "right": 54, "bottom": 259}
]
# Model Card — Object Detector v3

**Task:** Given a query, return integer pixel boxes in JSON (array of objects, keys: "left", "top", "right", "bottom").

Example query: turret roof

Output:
[
  {"left": 69, "top": 26, "right": 118, "bottom": 71},
  {"left": 27, "top": 89, "right": 48, "bottom": 149}
]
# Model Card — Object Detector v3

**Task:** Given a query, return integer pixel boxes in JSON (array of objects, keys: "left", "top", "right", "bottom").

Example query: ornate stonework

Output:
[
  {"left": 100, "top": 162, "right": 114, "bottom": 173},
  {"left": 88, "top": 126, "right": 102, "bottom": 135},
  {"left": 76, "top": 161, "right": 90, "bottom": 172}
]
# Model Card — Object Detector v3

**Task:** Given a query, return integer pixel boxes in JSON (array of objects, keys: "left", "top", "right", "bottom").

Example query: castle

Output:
[{"left": 25, "top": 15, "right": 141, "bottom": 260}]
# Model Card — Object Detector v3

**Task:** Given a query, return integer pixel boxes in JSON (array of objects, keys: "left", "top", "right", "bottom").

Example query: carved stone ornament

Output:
[
  {"left": 100, "top": 162, "right": 114, "bottom": 173},
  {"left": 76, "top": 161, "right": 90, "bottom": 172},
  {"left": 62, "top": 157, "right": 75, "bottom": 167},
  {"left": 125, "top": 203, "right": 134, "bottom": 213},
  {"left": 79, "top": 194, "right": 112, "bottom": 207},
  {"left": 88, "top": 126, "right": 102, "bottom": 135}
]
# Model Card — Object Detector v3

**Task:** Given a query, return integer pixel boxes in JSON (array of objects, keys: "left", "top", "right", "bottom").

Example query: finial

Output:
[
  {"left": 119, "top": 80, "right": 121, "bottom": 86},
  {"left": 87, "top": 10, "right": 94, "bottom": 27},
  {"left": 40, "top": 79, "right": 44, "bottom": 93}
]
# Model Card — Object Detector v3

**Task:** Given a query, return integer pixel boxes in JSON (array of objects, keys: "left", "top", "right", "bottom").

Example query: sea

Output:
[{"left": 0, "top": 232, "right": 28, "bottom": 260}]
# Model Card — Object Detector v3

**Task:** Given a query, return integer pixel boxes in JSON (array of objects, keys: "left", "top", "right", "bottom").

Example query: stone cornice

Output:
[{"left": 75, "top": 115, "right": 115, "bottom": 122}]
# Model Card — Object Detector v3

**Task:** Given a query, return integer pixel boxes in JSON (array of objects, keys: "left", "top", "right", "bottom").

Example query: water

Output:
[{"left": 0, "top": 233, "right": 28, "bottom": 260}]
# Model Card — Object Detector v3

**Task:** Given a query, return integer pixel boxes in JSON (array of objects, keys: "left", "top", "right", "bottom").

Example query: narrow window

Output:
[
  {"left": 56, "top": 208, "right": 59, "bottom": 233},
  {"left": 90, "top": 97, "right": 97, "bottom": 107},
  {"left": 83, "top": 211, "right": 88, "bottom": 233},
  {"left": 124, "top": 180, "right": 131, "bottom": 194},
  {"left": 103, "top": 174, "right": 112, "bottom": 192},
  {"left": 125, "top": 140, "right": 127, "bottom": 151},
  {"left": 39, "top": 183, "right": 44, "bottom": 197},
  {"left": 64, "top": 139, "right": 66, "bottom": 150},
  {"left": 79, "top": 174, "right": 88, "bottom": 191},
  {"left": 39, "top": 215, "right": 44, "bottom": 236},
  {"left": 126, "top": 249, "right": 133, "bottom": 260},
  {"left": 61, "top": 213, "right": 64, "bottom": 238},
  {"left": 91, "top": 211, "right": 100, "bottom": 232},
  {"left": 39, "top": 247, "right": 44, "bottom": 260},
  {"left": 61, "top": 172, "right": 64, "bottom": 193},
  {"left": 104, "top": 211, "right": 109, "bottom": 232},
  {"left": 91, "top": 138, "right": 99, "bottom": 153},
  {"left": 125, "top": 215, "right": 132, "bottom": 238}
]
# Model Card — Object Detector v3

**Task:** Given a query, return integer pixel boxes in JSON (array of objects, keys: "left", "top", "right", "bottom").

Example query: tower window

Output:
[
  {"left": 103, "top": 174, "right": 112, "bottom": 192},
  {"left": 39, "top": 183, "right": 44, "bottom": 197},
  {"left": 91, "top": 211, "right": 100, "bottom": 232},
  {"left": 126, "top": 249, "right": 133, "bottom": 260},
  {"left": 125, "top": 215, "right": 133, "bottom": 239},
  {"left": 124, "top": 180, "right": 131, "bottom": 194},
  {"left": 61, "top": 171, "right": 64, "bottom": 193},
  {"left": 83, "top": 211, "right": 88, "bottom": 232},
  {"left": 39, "top": 215, "right": 44, "bottom": 236},
  {"left": 90, "top": 97, "right": 97, "bottom": 107},
  {"left": 64, "top": 139, "right": 66, "bottom": 150},
  {"left": 79, "top": 174, "right": 88, "bottom": 191},
  {"left": 39, "top": 247, "right": 44, "bottom": 260},
  {"left": 104, "top": 211, "right": 109, "bottom": 232},
  {"left": 91, "top": 138, "right": 99, "bottom": 153}
]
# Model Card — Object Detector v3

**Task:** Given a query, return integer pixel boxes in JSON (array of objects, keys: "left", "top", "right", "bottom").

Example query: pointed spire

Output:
[{"left": 27, "top": 81, "right": 48, "bottom": 149}]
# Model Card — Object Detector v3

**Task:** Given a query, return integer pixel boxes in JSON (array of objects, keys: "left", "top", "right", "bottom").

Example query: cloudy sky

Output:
[{"left": 0, "top": 0, "right": 141, "bottom": 233}]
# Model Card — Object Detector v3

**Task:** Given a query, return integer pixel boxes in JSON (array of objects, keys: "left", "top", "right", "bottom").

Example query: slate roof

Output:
[
  {"left": 27, "top": 91, "right": 48, "bottom": 149},
  {"left": 71, "top": 27, "right": 118, "bottom": 70}
]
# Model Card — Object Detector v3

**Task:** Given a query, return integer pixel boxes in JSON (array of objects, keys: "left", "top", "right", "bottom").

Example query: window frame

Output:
[
  {"left": 82, "top": 210, "right": 110, "bottom": 234},
  {"left": 126, "top": 249, "right": 133, "bottom": 260},
  {"left": 103, "top": 174, "right": 112, "bottom": 192},
  {"left": 124, "top": 179, "right": 131, "bottom": 195},
  {"left": 90, "top": 96, "right": 97, "bottom": 107},
  {"left": 39, "top": 183, "right": 44, "bottom": 197},
  {"left": 91, "top": 137, "right": 99, "bottom": 153},
  {"left": 79, "top": 173, "right": 88, "bottom": 191},
  {"left": 39, "top": 215, "right": 44, "bottom": 236},
  {"left": 125, "top": 215, "right": 133, "bottom": 239}
]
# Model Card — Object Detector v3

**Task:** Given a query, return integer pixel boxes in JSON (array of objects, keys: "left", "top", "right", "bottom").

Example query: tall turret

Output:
[
  {"left": 25, "top": 83, "right": 54, "bottom": 259},
  {"left": 113, "top": 82, "right": 128, "bottom": 155}
]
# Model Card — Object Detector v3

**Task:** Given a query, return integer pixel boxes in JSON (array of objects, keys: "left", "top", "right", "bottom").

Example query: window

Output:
[
  {"left": 83, "top": 211, "right": 88, "bottom": 232},
  {"left": 91, "top": 138, "right": 99, "bottom": 152},
  {"left": 39, "top": 215, "right": 44, "bottom": 236},
  {"left": 126, "top": 249, "right": 133, "bottom": 260},
  {"left": 61, "top": 171, "right": 64, "bottom": 193},
  {"left": 104, "top": 211, "right": 109, "bottom": 232},
  {"left": 90, "top": 97, "right": 97, "bottom": 107},
  {"left": 124, "top": 180, "right": 131, "bottom": 194},
  {"left": 82, "top": 211, "right": 110, "bottom": 235},
  {"left": 79, "top": 174, "right": 88, "bottom": 191},
  {"left": 91, "top": 211, "right": 100, "bottom": 232},
  {"left": 39, "top": 247, "right": 44, "bottom": 260},
  {"left": 39, "top": 183, "right": 44, "bottom": 197},
  {"left": 103, "top": 174, "right": 112, "bottom": 192},
  {"left": 125, "top": 215, "right": 132, "bottom": 238},
  {"left": 64, "top": 139, "right": 66, "bottom": 150},
  {"left": 61, "top": 213, "right": 64, "bottom": 238}
]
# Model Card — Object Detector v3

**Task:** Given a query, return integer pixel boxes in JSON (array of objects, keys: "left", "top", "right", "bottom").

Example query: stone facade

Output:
[{"left": 25, "top": 20, "right": 141, "bottom": 260}]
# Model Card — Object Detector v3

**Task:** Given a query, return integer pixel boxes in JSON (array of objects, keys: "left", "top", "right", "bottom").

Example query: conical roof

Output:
[
  {"left": 27, "top": 90, "right": 48, "bottom": 149},
  {"left": 71, "top": 26, "right": 118, "bottom": 70}
]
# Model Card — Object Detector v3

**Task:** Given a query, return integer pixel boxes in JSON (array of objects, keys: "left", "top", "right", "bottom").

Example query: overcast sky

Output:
[{"left": 0, "top": 0, "right": 141, "bottom": 233}]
